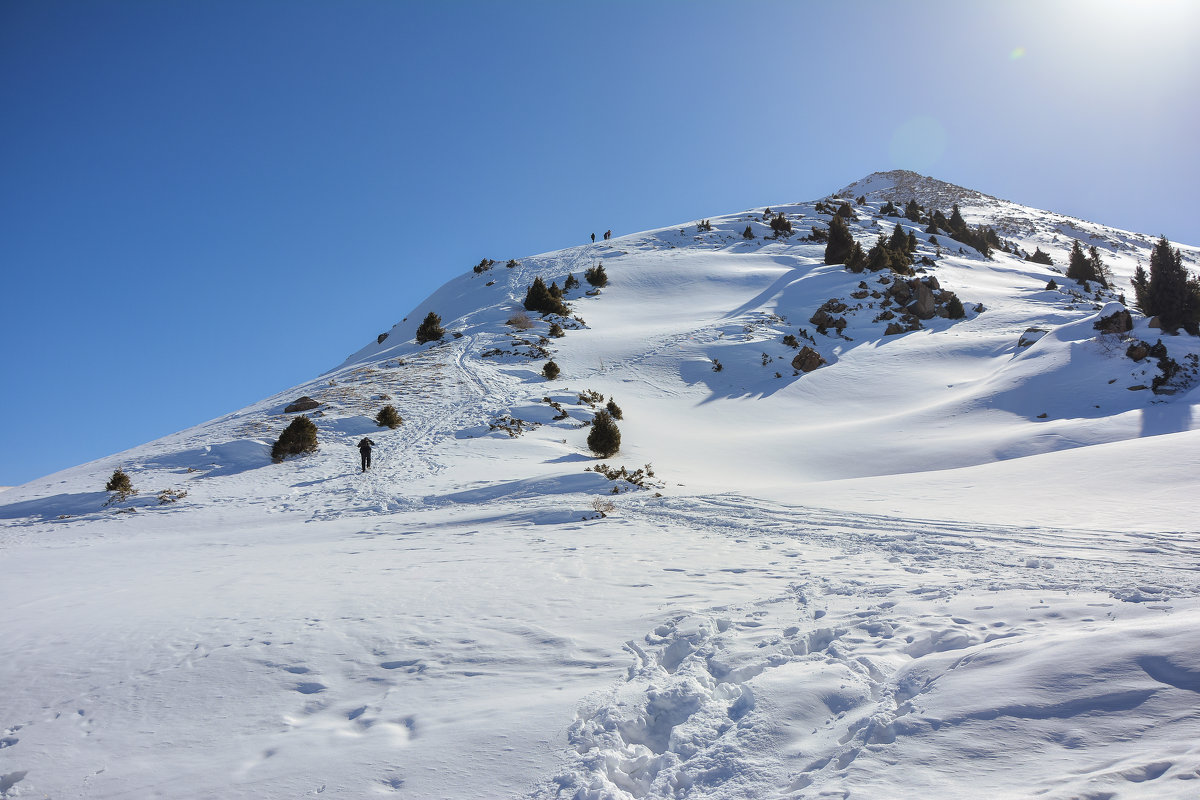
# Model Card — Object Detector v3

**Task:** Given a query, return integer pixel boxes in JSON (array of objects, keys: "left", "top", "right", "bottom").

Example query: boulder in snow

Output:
[
  {"left": 284, "top": 396, "right": 321, "bottom": 413},
  {"left": 791, "top": 346, "right": 826, "bottom": 372}
]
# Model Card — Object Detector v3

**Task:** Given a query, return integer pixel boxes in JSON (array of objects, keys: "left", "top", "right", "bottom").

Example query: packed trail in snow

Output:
[{"left": 3, "top": 171, "right": 1199, "bottom": 799}]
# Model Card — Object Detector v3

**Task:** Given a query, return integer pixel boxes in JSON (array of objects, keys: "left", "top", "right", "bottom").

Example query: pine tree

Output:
[
  {"left": 881, "top": 200, "right": 899, "bottom": 216},
  {"left": 903, "top": 199, "right": 921, "bottom": 222},
  {"left": 105, "top": 468, "right": 136, "bottom": 500},
  {"left": 584, "top": 263, "right": 609, "bottom": 287},
  {"left": 949, "top": 204, "right": 967, "bottom": 235},
  {"left": 1066, "top": 240, "right": 1091, "bottom": 285},
  {"left": 542, "top": 360, "right": 561, "bottom": 380},
  {"left": 1087, "top": 245, "right": 1110, "bottom": 289},
  {"left": 564, "top": 273, "right": 580, "bottom": 291},
  {"left": 524, "top": 277, "right": 570, "bottom": 315},
  {"left": 888, "top": 223, "right": 908, "bottom": 253},
  {"left": 375, "top": 405, "right": 403, "bottom": 429},
  {"left": 845, "top": 241, "right": 868, "bottom": 273},
  {"left": 1025, "top": 247, "right": 1054, "bottom": 265},
  {"left": 1146, "top": 235, "right": 1196, "bottom": 332},
  {"left": 770, "top": 213, "right": 793, "bottom": 236},
  {"left": 946, "top": 295, "right": 965, "bottom": 319},
  {"left": 866, "top": 236, "right": 892, "bottom": 272},
  {"left": 415, "top": 312, "right": 446, "bottom": 344},
  {"left": 742, "top": 225, "right": 754, "bottom": 239},
  {"left": 824, "top": 214, "right": 854, "bottom": 265},
  {"left": 272, "top": 416, "right": 319, "bottom": 463},
  {"left": 587, "top": 409, "right": 621, "bottom": 457},
  {"left": 1130, "top": 264, "right": 1150, "bottom": 312}
]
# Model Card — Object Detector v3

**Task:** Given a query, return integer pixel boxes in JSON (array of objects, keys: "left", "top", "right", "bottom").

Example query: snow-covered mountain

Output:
[{"left": 3, "top": 172, "right": 1199, "bottom": 799}]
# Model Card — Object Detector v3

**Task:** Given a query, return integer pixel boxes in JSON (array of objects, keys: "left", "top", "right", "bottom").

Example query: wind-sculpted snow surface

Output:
[{"left": 3, "top": 173, "right": 1200, "bottom": 798}]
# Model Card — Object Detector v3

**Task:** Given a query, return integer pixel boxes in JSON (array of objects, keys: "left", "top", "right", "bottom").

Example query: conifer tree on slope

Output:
[
  {"left": 1145, "top": 235, "right": 1198, "bottom": 333},
  {"left": 824, "top": 214, "right": 854, "bottom": 265},
  {"left": 1066, "top": 240, "right": 1093, "bottom": 285}
]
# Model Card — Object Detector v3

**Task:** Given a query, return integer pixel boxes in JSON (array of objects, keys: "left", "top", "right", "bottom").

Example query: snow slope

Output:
[{"left": 3, "top": 172, "right": 1199, "bottom": 799}]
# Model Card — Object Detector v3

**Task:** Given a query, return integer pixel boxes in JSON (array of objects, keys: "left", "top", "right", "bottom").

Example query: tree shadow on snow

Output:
[
  {"left": 140, "top": 439, "right": 272, "bottom": 478},
  {"left": 1139, "top": 402, "right": 1195, "bottom": 438}
]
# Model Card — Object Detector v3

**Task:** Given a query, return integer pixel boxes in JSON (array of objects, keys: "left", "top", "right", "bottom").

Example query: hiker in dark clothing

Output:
[
  {"left": 604, "top": 229, "right": 611, "bottom": 240},
  {"left": 358, "top": 437, "right": 375, "bottom": 472},
  {"left": 590, "top": 232, "right": 595, "bottom": 243}
]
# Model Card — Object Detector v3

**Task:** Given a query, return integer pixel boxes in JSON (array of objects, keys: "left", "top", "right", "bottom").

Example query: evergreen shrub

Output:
[
  {"left": 376, "top": 405, "right": 403, "bottom": 429},
  {"left": 415, "top": 312, "right": 446, "bottom": 344},
  {"left": 587, "top": 409, "right": 621, "bottom": 457},
  {"left": 272, "top": 416, "right": 319, "bottom": 463}
]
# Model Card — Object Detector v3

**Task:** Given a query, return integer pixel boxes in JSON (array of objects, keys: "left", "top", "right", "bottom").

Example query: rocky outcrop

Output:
[
  {"left": 1093, "top": 308, "right": 1132, "bottom": 334},
  {"left": 284, "top": 396, "right": 321, "bottom": 413},
  {"left": 1017, "top": 328, "right": 1049, "bottom": 349},
  {"left": 791, "top": 346, "right": 826, "bottom": 372},
  {"left": 809, "top": 308, "right": 846, "bottom": 332},
  {"left": 1126, "top": 341, "right": 1150, "bottom": 362},
  {"left": 907, "top": 281, "right": 936, "bottom": 319}
]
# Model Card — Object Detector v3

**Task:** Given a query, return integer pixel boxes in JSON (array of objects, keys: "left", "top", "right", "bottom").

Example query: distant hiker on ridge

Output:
[
  {"left": 358, "top": 437, "right": 375, "bottom": 472},
  {"left": 604, "top": 229, "right": 611, "bottom": 240},
  {"left": 590, "top": 232, "right": 595, "bottom": 243}
]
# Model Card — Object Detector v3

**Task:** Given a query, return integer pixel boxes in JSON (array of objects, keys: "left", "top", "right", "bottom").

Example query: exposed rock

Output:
[
  {"left": 907, "top": 281, "right": 936, "bottom": 319},
  {"left": 884, "top": 322, "right": 906, "bottom": 336},
  {"left": 1126, "top": 341, "right": 1150, "bottom": 362},
  {"left": 1148, "top": 316, "right": 1162, "bottom": 329},
  {"left": 925, "top": 275, "right": 941, "bottom": 291},
  {"left": 1017, "top": 327, "right": 1049, "bottom": 349},
  {"left": 377, "top": 332, "right": 389, "bottom": 344},
  {"left": 809, "top": 308, "right": 846, "bottom": 331},
  {"left": 887, "top": 281, "right": 912, "bottom": 302},
  {"left": 284, "top": 396, "right": 321, "bottom": 413},
  {"left": 791, "top": 346, "right": 826, "bottom": 372},
  {"left": 1093, "top": 308, "right": 1132, "bottom": 334}
]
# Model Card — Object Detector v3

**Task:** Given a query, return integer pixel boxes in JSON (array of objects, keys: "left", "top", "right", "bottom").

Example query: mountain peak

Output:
[{"left": 835, "top": 170, "right": 998, "bottom": 209}]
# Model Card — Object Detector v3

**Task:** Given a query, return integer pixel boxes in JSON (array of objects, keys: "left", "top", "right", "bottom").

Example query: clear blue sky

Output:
[{"left": 2, "top": 0, "right": 1198, "bottom": 486}]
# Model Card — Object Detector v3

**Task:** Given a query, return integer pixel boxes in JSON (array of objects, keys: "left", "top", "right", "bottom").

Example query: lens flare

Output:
[{"left": 1010, "top": 46, "right": 1026, "bottom": 60}]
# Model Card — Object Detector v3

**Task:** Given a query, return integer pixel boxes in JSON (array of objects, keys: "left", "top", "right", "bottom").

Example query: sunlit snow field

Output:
[{"left": 3, "top": 173, "right": 1199, "bottom": 798}]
